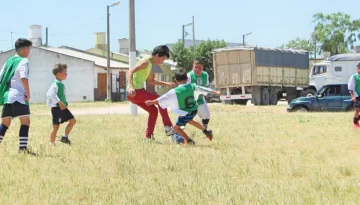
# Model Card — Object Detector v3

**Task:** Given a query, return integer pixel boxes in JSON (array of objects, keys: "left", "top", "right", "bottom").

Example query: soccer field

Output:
[{"left": 0, "top": 102, "right": 360, "bottom": 204}]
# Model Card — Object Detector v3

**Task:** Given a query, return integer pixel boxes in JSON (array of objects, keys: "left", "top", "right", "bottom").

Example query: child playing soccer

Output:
[
  {"left": 0, "top": 38, "right": 33, "bottom": 154},
  {"left": 145, "top": 68, "right": 220, "bottom": 145},
  {"left": 348, "top": 62, "right": 360, "bottom": 129},
  {"left": 46, "top": 64, "right": 76, "bottom": 145},
  {"left": 186, "top": 60, "right": 212, "bottom": 129},
  {"left": 127, "top": 45, "right": 176, "bottom": 140}
]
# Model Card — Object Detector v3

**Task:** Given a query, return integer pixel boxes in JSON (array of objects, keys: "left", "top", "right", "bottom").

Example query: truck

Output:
[
  {"left": 212, "top": 46, "right": 309, "bottom": 105},
  {"left": 301, "top": 53, "right": 360, "bottom": 97}
]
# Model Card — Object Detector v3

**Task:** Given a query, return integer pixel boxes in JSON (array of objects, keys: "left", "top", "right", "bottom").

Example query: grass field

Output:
[{"left": 0, "top": 102, "right": 360, "bottom": 204}]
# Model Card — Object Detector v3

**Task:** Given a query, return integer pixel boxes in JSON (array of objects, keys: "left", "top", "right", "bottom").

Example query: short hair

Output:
[
  {"left": 193, "top": 59, "right": 204, "bottom": 65},
  {"left": 152, "top": 45, "right": 170, "bottom": 58},
  {"left": 15, "top": 38, "right": 32, "bottom": 51},
  {"left": 175, "top": 68, "right": 188, "bottom": 81},
  {"left": 52, "top": 63, "right": 67, "bottom": 76}
]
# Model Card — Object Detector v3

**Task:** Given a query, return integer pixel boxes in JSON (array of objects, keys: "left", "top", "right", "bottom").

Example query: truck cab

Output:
[{"left": 302, "top": 53, "right": 360, "bottom": 97}]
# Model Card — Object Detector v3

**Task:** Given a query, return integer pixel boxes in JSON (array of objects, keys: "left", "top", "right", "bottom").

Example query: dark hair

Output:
[
  {"left": 152, "top": 45, "right": 170, "bottom": 58},
  {"left": 15, "top": 38, "right": 32, "bottom": 50},
  {"left": 193, "top": 59, "right": 204, "bottom": 65},
  {"left": 52, "top": 63, "right": 67, "bottom": 76},
  {"left": 175, "top": 68, "right": 188, "bottom": 81}
]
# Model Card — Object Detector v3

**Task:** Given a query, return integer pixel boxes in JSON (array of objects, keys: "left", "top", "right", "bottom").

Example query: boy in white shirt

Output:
[
  {"left": 0, "top": 38, "right": 33, "bottom": 154},
  {"left": 145, "top": 69, "right": 220, "bottom": 145}
]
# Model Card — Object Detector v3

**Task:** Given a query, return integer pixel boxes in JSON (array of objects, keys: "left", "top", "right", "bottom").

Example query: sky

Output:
[{"left": 0, "top": 0, "right": 359, "bottom": 53}]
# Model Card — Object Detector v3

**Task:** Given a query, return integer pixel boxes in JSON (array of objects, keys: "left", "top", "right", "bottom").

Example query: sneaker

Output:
[
  {"left": 18, "top": 148, "right": 37, "bottom": 156},
  {"left": 203, "top": 129, "right": 213, "bottom": 141},
  {"left": 60, "top": 137, "right": 71, "bottom": 145},
  {"left": 144, "top": 135, "right": 155, "bottom": 142},
  {"left": 185, "top": 139, "right": 195, "bottom": 145},
  {"left": 354, "top": 124, "right": 360, "bottom": 129},
  {"left": 165, "top": 126, "right": 176, "bottom": 136}
]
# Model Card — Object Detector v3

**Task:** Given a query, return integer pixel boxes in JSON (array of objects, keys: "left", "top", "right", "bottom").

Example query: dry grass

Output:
[{"left": 0, "top": 102, "right": 360, "bottom": 204}]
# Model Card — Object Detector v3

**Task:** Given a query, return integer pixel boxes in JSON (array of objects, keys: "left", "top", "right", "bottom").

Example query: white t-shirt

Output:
[
  {"left": 157, "top": 84, "right": 212, "bottom": 116},
  {"left": 0, "top": 56, "right": 30, "bottom": 104}
]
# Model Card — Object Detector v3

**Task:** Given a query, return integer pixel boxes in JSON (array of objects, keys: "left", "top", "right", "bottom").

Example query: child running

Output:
[
  {"left": 127, "top": 45, "right": 176, "bottom": 140},
  {"left": 145, "top": 68, "right": 220, "bottom": 145},
  {"left": 186, "top": 60, "right": 212, "bottom": 129},
  {"left": 46, "top": 63, "right": 76, "bottom": 145},
  {"left": 0, "top": 38, "right": 33, "bottom": 154},
  {"left": 348, "top": 62, "right": 360, "bottom": 129}
]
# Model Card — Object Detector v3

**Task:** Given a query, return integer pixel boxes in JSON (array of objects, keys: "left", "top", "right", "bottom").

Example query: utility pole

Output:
[
  {"left": 46, "top": 27, "right": 48, "bottom": 46},
  {"left": 129, "top": 0, "right": 138, "bottom": 116},
  {"left": 106, "top": 1, "right": 120, "bottom": 102},
  {"left": 107, "top": 5, "right": 111, "bottom": 101},
  {"left": 192, "top": 15, "right": 195, "bottom": 47},
  {"left": 182, "top": 25, "right": 185, "bottom": 45},
  {"left": 242, "top": 34, "right": 245, "bottom": 46},
  {"left": 11, "top": 32, "right": 13, "bottom": 49}
]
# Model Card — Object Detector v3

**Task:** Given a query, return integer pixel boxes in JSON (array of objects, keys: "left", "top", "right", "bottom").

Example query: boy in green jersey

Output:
[
  {"left": 145, "top": 69, "right": 220, "bottom": 145},
  {"left": 348, "top": 63, "right": 360, "bottom": 129},
  {"left": 0, "top": 38, "right": 33, "bottom": 154},
  {"left": 46, "top": 64, "right": 76, "bottom": 145}
]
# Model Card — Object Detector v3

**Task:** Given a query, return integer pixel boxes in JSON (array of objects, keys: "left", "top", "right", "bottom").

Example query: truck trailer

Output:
[{"left": 212, "top": 46, "right": 309, "bottom": 105}]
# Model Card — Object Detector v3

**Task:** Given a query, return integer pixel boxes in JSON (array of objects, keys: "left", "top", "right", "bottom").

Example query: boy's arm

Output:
[
  {"left": 147, "top": 73, "right": 176, "bottom": 88},
  {"left": 47, "top": 83, "right": 66, "bottom": 109},
  {"left": 19, "top": 59, "right": 30, "bottom": 101},
  {"left": 146, "top": 90, "right": 176, "bottom": 109},
  {"left": 195, "top": 85, "right": 220, "bottom": 96}
]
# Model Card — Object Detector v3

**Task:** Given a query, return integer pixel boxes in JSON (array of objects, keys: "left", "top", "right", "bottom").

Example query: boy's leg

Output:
[
  {"left": 135, "top": 103, "right": 158, "bottom": 139},
  {"left": 19, "top": 116, "right": 30, "bottom": 151},
  {"left": 0, "top": 104, "right": 12, "bottom": 144},
  {"left": 174, "top": 113, "right": 196, "bottom": 145},
  {"left": 188, "top": 120, "right": 213, "bottom": 141},
  {"left": 198, "top": 101, "right": 210, "bottom": 129},
  {"left": 50, "top": 124, "right": 60, "bottom": 144},
  {"left": 353, "top": 97, "right": 360, "bottom": 128},
  {"left": 60, "top": 109, "right": 76, "bottom": 145},
  {"left": 128, "top": 89, "right": 174, "bottom": 137},
  {"left": 12, "top": 102, "right": 31, "bottom": 151}
]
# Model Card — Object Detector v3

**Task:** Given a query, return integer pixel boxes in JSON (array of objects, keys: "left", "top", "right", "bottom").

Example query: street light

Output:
[
  {"left": 107, "top": 1, "right": 120, "bottom": 101},
  {"left": 242, "top": 32, "right": 252, "bottom": 46}
]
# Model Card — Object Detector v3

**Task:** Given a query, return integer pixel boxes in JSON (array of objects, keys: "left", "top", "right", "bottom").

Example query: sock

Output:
[
  {"left": 19, "top": 125, "right": 29, "bottom": 150},
  {"left": 202, "top": 119, "right": 210, "bottom": 129},
  {"left": 63, "top": 135, "right": 68, "bottom": 138},
  {"left": 0, "top": 124, "right": 8, "bottom": 143},
  {"left": 353, "top": 117, "right": 359, "bottom": 125}
]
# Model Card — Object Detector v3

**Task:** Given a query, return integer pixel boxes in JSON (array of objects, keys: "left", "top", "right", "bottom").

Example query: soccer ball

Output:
[{"left": 172, "top": 133, "right": 185, "bottom": 144}]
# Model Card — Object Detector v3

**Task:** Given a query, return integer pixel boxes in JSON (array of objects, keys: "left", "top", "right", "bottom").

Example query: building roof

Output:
[
  {"left": 329, "top": 53, "right": 360, "bottom": 61},
  {"left": 42, "top": 47, "right": 129, "bottom": 69}
]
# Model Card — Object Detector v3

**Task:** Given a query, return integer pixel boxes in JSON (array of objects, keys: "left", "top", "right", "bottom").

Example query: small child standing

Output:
[
  {"left": 46, "top": 64, "right": 76, "bottom": 145},
  {"left": 145, "top": 69, "right": 220, "bottom": 145}
]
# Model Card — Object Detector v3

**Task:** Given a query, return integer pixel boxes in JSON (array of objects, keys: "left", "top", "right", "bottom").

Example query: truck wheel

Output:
[
  {"left": 269, "top": 89, "right": 278, "bottom": 105},
  {"left": 260, "top": 87, "right": 270, "bottom": 105},
  {"left": 301, "top": 89, "right": 316, "bottom": 97},
  {"left": 233, "top": 99, "right": 248, "bottom": 105},
  {"left": 294, "top": 107, "right": 308, "bottom": 112}
]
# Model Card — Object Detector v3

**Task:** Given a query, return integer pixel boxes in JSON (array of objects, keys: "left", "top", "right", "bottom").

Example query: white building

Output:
[{"left": 0, "top": 25, "right": 129, "bottom": 104}]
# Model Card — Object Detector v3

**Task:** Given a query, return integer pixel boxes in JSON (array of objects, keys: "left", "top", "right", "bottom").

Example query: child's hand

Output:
[
  {"left": 59, "top": 102, "right": 66, "bottom": 110},
  {"left": 145, "top": 100, "right": 153, "bottom": 106},
  {"left": 215, "top": 91, "right": 221, "bottom": 96},
  {"left": 24, "top": 93, "right": 30, "bottom": 102}
]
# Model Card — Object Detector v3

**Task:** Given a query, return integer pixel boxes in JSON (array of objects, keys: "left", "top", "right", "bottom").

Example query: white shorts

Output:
[{"left": 197, "top": 101, "right": 210, "bottom": 119}]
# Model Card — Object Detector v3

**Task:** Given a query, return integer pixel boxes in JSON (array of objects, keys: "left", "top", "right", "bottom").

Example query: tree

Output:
[
  {"left": 313, "top": 12, "right": 360, "bottom": 55},
  {"left": 280, "top": 37, "right": 315, "bottom": 55},
  {"left": 170, "top": 39, "right": 228, "bottom": 82}
]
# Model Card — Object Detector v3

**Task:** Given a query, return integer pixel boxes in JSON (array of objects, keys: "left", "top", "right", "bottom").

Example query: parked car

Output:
[{"left": 287, "top": 83, "right": 353, "bottom": 112}]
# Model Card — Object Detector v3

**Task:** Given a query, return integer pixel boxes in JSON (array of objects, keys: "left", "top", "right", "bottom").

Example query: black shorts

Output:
[
  {"left": 51, "top": 107, "right": 75, "bottom": 125},
  {"left": 355, "top": 97, "right": 360, "bottom": 108},
  {"left": 1, "top": 101, "right": 30, "bottom": 119}
]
